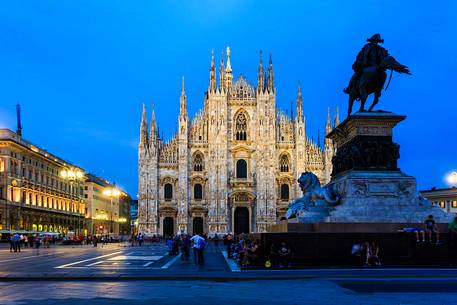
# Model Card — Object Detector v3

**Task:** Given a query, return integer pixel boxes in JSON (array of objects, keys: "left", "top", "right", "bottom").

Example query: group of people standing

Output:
[
  {"left": 8, "top": 233, "right": 51, "bottom": 253},
  {"left": 167, "top": 233, "right": 207, "bottom": 265}
]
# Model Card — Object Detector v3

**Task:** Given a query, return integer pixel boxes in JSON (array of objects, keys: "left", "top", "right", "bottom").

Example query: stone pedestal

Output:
[{"left": 323, "top": 111, "right": 452, "bottom": 223}]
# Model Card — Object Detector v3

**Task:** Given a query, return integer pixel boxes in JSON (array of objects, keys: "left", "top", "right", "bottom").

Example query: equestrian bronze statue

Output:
[{"left": 344, "top": 34, "right": 411, "bottom": 116}]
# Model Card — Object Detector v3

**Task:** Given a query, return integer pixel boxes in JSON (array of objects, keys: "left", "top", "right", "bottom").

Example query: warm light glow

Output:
[
  {"left": 67, "top": 170, "right": 75, "bottom": 179},
  {"left": 118, "top": 217, "right": 127, "bottom": 223},
  {"left": 447, "top": 171, "right": 457, "bottom": 185},
  {"left": 76, "top": 171, "right": 83, "bottom": 179},
  {"left": 103, "top": 187, "right": 120, "bottom": 197},
  {"left": 60, "top": 170, "right": 68, "bottom": 178}
]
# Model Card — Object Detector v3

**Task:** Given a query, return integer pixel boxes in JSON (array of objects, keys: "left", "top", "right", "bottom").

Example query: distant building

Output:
[
  {"left": 84, "top": 174, "right": 123, "bottom": 236},
  {"left": 138, "top": 48, "right": 336, "bottom": 236},
  {"left": 0, "top": 128, "right": 86, "bottom": 235},
  {"left": 420, "top": 187, "right": 457, "bottom": 215},
  {"left": 118, "top": 192, "right": 132, "bottom": 236},
  {"left": 130, "top": 199, "right": 138, "bottom": 232}
]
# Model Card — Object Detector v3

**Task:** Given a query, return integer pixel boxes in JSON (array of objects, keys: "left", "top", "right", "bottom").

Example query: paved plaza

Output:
[{"left": 1, "top": 242, "right": 457, "bottom": 304}]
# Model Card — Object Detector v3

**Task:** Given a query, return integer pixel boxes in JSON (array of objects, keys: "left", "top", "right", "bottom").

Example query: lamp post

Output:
[
  {"left": 103, "top": 186, "right": 120, "bottom": 236},
  {"left": 7, "top": 180, "right": 18, "bottom": 231},
  {"left": 60, "top": 168, "right": 84, "bottom": 235},
  {"left": 447, "top": 171, "right": 457, "bottom": 186}
]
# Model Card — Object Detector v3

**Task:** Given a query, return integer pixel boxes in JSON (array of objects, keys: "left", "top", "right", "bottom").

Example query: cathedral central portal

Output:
[{"left": 137, "top": 48, "right": 336, "bottom": 236}]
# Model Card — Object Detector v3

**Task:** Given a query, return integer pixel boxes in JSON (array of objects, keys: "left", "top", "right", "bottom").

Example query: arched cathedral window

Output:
[
  {"left": 235, "top": 113, "right": 247, "bottom": 141},
  {"left": 164, "top": 183, "right": 173, "bottom": 200},
  {"left": 236, "top": 159, "right": 248, "bottom": 179},
  {"left": 194, "top": 183, "right": 203, "bottom": 200},
  {"left": 280, "top": 155, "right": 290, "bottom": 172},
  {"left": 280, "top": 184, "right": 289, "bottom": 200},
  {"left": 193, "top": 154, "right": 204, "bottom": 172}
]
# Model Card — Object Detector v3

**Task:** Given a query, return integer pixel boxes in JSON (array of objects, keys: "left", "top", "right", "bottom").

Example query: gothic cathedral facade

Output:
[{"left": 138, "top": 48, "right": 338, "bottom": 236}]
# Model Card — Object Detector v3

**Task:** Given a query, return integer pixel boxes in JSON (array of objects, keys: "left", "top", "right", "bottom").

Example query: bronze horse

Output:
[{"left": 347, "top": 55, "right": 411, "bottom": 116}]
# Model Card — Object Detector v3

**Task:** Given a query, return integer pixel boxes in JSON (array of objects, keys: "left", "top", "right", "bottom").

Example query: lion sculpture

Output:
[{"left": 286, "top": 172, "right": 340, "bottom": 220}]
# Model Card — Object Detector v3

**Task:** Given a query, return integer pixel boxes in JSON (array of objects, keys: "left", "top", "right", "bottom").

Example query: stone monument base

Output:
[
  {"left": 325, "top": 170, "right": 452, "bottom": 223},
  {"left": 288, "top": 111, "right": 454, "bottom": 225}
]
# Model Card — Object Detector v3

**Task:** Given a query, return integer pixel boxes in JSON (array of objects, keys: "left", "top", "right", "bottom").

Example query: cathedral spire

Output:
[
  {"left": 334, "top": 105, "right": 340, "bottom": 126},
  {"left": 257, "top": 49, "right": 264, "bottom": 93},
  {"left": 325, "top": 106, "right": 332, "bottom": 135},
  {"left": 209, "top": 49, "right": 216, "bottom": 92},
  {"left": 149, "top": 103, "right": 157, "bottom": 143},
  {"left": 290, "top": 100, "right": 294, "bottom": 120},
  {"left": 225, "top": 47, "right": 233, "bottom": 90},
  {"left": 267, "top": 51, "right": 274, "bottom": 93},
  {"left": 296, "top": 81, "right": 303, "bottom": 121},
  {"left": 219, "top": 49, "right": 225, "bottom": 92},
  {"left": 139, "top": 103, "right": 148, "bottom": 147},
  {"left": 180, "top": 76, "right": 188, "bottom": 119}
]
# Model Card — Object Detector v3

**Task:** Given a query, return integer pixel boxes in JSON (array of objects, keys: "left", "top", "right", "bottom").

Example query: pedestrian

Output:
[
  {"left": 33, "top": 235, "right": 41, "bottom": 255},
  {"left": 226, "top": 234, "right": 234, "bottom": 258},
  {"left": 191, "top": 233, "right": 206, "bottom": 265},
  {"left": 424, "top": 215, "right": 440, "bottom": 243},
  {"left": 180, "top": 234, "right": 190, "bottom": 262},
  {"left": 8, "top": 235, "right": 15, "bottom": 253},
  {"left": 138, "top": 233, "right": 144, "bottom": 247},
  {"left": 12, "top": 233, "right": 21, "bottom": 253}
]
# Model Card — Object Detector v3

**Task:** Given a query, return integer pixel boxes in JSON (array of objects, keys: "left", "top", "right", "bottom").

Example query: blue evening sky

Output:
[{"left": 0, "top": 1, "right": 456, "bottom": 196}]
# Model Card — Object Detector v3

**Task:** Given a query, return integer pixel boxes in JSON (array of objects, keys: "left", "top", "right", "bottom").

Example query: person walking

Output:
[
  {"left": 33, "top": 235, "right": 41, "bottom": 256},
  {"left": 8, "top": 235, "right": 15, "bottom": 253},
  {"left": 180, "top": 234, "right": 191, "bottom": 262},
  {"left": 138, "top": 233, "right": 144, "bottom": 247},
  {"left": 12, "top": 233, "right": 21, "bottom": 253},
  {"left": 191, "top": 233, "right": 206, "bottom": 266}
]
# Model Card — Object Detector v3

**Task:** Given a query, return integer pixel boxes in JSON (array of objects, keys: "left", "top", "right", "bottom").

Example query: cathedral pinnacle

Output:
[
  {"left": 180, "top": 76, "right": 188, "bottom": 119},
  {"left": 296, "top": 81, "right": 304, "bottom": 121},
  {"left": 325, "top": 106, "right": 332, "bottom": 135},
  {"left": 257, "top": 49, "right": 264, "bottom": 92},
  {"left": 219, "top": 49, "right": 225, "bottom": 92},
  {"left": 225, "top": 47, "right": 232, "bottom": 73},
  {"left": 139, "top": 103, "right": 149, "bottom": 147},
  {"left": 209, "top": 49, "right": 216, "bottom": 92},
  {"left": 267, "top": 51, "right": 274, "bottom": 93},
  {"left": 225, "top": 47, "right": 233, "bottom": 89},
  {"left": 150, "top": 103, "right": 157, "bottom": 143},
  {"left": 334, "top": 106, "right": 340, "bottom": 126}
]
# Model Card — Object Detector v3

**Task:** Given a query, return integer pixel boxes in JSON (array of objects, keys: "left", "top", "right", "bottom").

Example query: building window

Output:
[
  {"left": 193, "top": 154, "right": 204, "bottom": 172},
  {"left": 235, "top": 112, "right": 247, "bottom": 141},
  {"left": 164, "top": 183, "right": 173, "bottom": 200},
  {"left": 0, "top": 158, "right": 4, "bottom": 172},
  {"left": 194, "top": 183, "right": 203, "bottom": 200},
  {"left": 439, "top": 201, "right": 446, "bottom": 208},
  {"left": 452, "top": 201, "right": 457, "bottom": 208},
  {"left": 280, "top": 154, "right": 289, "bottom": 172},
  {"left": 236, "top": 159, "right": 247, "bottom": 179},
  {"left": 280, "top": 184, "right": 289, "bottom": 200}
]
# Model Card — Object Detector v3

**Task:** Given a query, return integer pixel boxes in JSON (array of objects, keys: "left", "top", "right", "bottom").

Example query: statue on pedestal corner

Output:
[
  {"left": 344, "top": 34, "right": 411, "bottom": 116},
  {"left": 286, "top": 172, "right": 340, "bottom": 220}
]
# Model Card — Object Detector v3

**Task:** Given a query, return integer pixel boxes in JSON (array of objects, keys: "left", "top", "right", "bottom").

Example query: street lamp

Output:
[
  {"left": 447, "top": 171, "right": 457, "bottom": 186},
  {"left": 103, "top": 186, "right": 120, "bottom": 235},
  {"left": 60, "top": 168, "right": 84, "bottom": 235}
]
